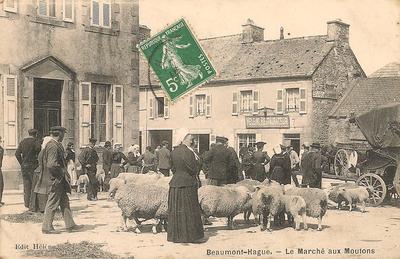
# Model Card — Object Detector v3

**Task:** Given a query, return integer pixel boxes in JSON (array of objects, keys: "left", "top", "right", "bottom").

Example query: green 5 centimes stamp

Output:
[{"left": 138, "top": 18, "right": 216, "bottom": 102}]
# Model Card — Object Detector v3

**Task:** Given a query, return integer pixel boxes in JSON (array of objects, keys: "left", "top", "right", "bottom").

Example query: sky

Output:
[{"left": 140, "top": 0, "right": 400, "bottom": 76}]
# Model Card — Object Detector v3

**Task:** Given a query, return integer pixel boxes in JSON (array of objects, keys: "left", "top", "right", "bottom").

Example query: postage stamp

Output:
[{"left": 138, "top": 18, "right": 216, "bottom": 102}]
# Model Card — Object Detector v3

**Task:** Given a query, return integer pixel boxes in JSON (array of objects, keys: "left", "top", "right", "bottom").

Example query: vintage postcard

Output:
[{"left": 0, "top": 0, "right": 399, "bottom": 259}]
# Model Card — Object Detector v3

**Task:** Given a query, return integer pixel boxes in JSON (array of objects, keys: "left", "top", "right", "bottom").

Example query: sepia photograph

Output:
[{"left": 0, "top": 0, "right": 399, "bottom": 258}]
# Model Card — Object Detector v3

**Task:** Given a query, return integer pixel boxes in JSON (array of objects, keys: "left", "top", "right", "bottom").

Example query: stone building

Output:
[
  {"left": 328, "top": 64, "right": 400, "bottom": 148},
  {"left": 0, "top": 0, "right": 140, "bottom": 188},
  {"left": 139, "top": 19, "right": 365, "bottom": 155}
]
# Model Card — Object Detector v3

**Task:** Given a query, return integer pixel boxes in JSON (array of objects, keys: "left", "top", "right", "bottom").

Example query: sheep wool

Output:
[
  {"left": 285, "top": 187, "right": 328, "bottom": 218},
  {"left": 327, "top": 183, "right": 358, "bottom": 204},
  {"left": 282, "top": 195, "right": 307, "bottom": 230},
  {"left": 116, "top": 182, "right": 169, "bottom": 233},
  {"left": 337, "top": 186, "right": 371, "bottom": 212},
  {"left": 198, "top": 185, "right": 251, "bottom": 228}
]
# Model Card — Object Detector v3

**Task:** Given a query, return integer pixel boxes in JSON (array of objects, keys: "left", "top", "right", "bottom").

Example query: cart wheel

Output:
[
  {"left": 334, "top": 149, "right": 348, "bottom": 176},
  {"left": 356, "top": 173, "right": 386, "bottom": 206}
]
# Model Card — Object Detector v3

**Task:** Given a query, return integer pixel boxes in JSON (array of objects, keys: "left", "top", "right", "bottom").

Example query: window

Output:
[
  {"left": 276, "top": 87, "right": 307, "bottom": 115},
  {"left": 91, "top": 0, "right": 111, "bottom": 28},
  {"left": 3, "top": 0, "right": 18, "bottom": 12},
  {"left": 235, "top": 90, "right": 259, "bottom": 114},
  {"left": 155, "top": 97, "right": 165, "bottom": 118},
  {"left": 37, "top": 0, "right": 74, "bottom": 21},
  {"left": 286, "top": 88, "right": 300, "bottom": 112},
  {"left": 190, "top": 94, "right": 211, "bottom": 117},
  {"left": 195, "top": 94, "right": 206, "bottom": 116},
  {"left": 240, "top": 90, "right": 253, "bottom": 113},
  {"left": 91, "top": 83, "right": 109, "bottom": 143},
  {"left": 238, "top": 134, "right": 256, "bottom": 151}
]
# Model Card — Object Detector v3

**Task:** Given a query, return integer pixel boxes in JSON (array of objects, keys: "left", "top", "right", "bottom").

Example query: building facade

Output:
[
  {"left": 139, "top": 19, "right": 365, "bottom": 156},
  {"left": 0, "top": 0, "right": 140, "bottom": 188}
]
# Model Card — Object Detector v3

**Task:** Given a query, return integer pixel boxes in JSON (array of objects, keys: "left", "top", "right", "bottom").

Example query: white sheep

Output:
[
  {"left": 282, "top": 195, "right": 307, "bottom": 230},
  {"left": 198, "top": 185, "right": 252, "bottom": 229},
  {"left": 227, "top": 179, "right": 280, "bottom": 222},
  {"left": 76, "top": 174, "right": 89, "bottom": 193},
  {"left": 115, "top": 182, "right": 169, "bottom": 234},
  {"left": 251, "top": 185, "right": 285, "bottom": 231},
  {"left": 336, "top": 186, "right": 372, "bottom": 212},
  {"left": 108, "top": 173, "right": 165, "bottom": 198},
  {"left": 284, "top": 186, "right": 328, "bottom": 231}
]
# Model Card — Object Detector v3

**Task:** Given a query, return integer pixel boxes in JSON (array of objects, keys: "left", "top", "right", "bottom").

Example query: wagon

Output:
[{"left": 332, "top": 103, "right": 400, "bottom": 206}]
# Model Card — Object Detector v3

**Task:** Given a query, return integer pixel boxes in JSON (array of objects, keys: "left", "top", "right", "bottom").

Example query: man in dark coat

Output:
[
  {"left": 15, "top": 129, "right": 41, "bottom": 209},
  {"left": 36, "top": 126, "right": 82, "bottom": 234},
  {"left": 78, "top": 138, "right": 99, "bottom": 201},
  {"left": 301, "top": 143, "right": 324, "bottom": 188},
  {"left": 250, "top": 141, "right": 270, "bottom": 182},
  {"left": 203, "top": 136, "right": 231, "bottom": 186},
  {"left": 226, "top": 143, "right": 241, "bottom": 183},
  {"left": 102, "top": 141, "right": 112, "bottom": 191},
  {"left": 156, "top": 140, "right": 171, "bottom": 176}
]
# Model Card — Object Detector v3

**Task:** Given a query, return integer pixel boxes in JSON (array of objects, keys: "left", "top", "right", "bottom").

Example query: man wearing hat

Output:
[
  {"left": 203, "top": 136, "right": 231, "bottom": 186},
  {"left": 156, "top": 140, "right": 171, "bottom": 176},
  {"left": 250, "top": 141, "right": 270, "bottom": 182},
  {"left": 36, "top": 126, "right": 82, "bottom": 234},
  {"left": 15, "top": 129, "right": 41, "bottom": 210},
  {"left": 224, "top": 141, "right": 241, "bottom": 184},
  {"left": 301, "top": 142, "right": 324, "bottom": 188},
  {"left": 78, "top": 138, "right": 99, "bottom": 200}
]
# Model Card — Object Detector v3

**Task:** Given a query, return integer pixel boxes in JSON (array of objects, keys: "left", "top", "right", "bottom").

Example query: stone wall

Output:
[{"left": 311, "top": 43, "right": 365, "bottom": 144}]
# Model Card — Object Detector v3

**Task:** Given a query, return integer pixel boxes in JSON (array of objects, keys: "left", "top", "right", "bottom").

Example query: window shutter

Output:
[
  {"left": 38, "top": 0, "right": 47, "bottom": 16},
  {"left": 113, "top": 85, "right": 124, "bottom": 144},
  {"left": 206, "top": 94, "right": 212, "bottom": 118},
  {"left": 232, "top": 91, "right": 238, "bottom": 115},
  {"left": 102, "top": 0, "right": 111, "bottom": 27},
  {"left": 276, "top": 89, "right": 283, "bottom": 115},
  {"left": 79, "top": 82, "right": 91, "bottom": 147},
  {"left": 148, "top": 97, "right": 154, "bottom": 119},
  {"left": 3, "top": 75, "right": 18, "bottom": 148},
  {"left": 189, "top": 95, "right": 194, "bottom": 118},
  {"left": 299, "top": 88, "right": 307, "bottom": 114},
  {"left": 164, "top": 97, "right": 170, "bottom": 119},
  {"left": 91, "top": 0, "right": 100, "bottom": 26},
  {"left": 63, "top": 0, "right": 74, "bottom": 22},
  {"left": 4, "top": 0, "right": 17, "bottom": 12},
  {"left": 252, "top": 90, "right": 259, "bottom": 115}
]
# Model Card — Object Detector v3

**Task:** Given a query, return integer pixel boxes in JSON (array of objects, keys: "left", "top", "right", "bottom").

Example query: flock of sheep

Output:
[{"left": 105, "top": 172, "right": 373, "bottom": 235}]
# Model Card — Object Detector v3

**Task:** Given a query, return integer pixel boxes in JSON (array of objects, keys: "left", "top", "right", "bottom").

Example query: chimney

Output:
[
  {"left": 280, "top": 26, "right": 284, "bottom": 40},
  {"left": 242, "top": 19, "right": 264, "bottom": 43},
  {"left": 327, "top": 19, "right": 349, "bottom": 45},
  {"left": 139, "top": 25, "right": 151, "bottom": 42}
]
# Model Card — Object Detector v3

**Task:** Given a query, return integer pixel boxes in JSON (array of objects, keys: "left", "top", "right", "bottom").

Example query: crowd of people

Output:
[{"left": 0, "top": 126, "right": 331, "bottom": 239}]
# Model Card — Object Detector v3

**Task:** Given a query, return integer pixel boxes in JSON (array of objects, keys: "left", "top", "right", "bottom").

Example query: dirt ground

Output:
[{"left": 1, "top": 179, "right": 400, "bottom": 259}]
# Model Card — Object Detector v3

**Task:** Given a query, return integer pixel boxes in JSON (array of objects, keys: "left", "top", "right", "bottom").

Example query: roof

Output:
[
  {"left": 139, "top": 34, "right": 335, "bottom": 86},
  {"left": 369, "top": 62, "right": 400, "bottom": 78},
  {"left": 329, "top": 77, "right": 400, "bottom": 117}
]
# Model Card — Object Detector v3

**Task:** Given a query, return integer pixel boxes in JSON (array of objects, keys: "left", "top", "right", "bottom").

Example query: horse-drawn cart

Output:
[{"left": 330, "top": 103, "right": 400, "bottom": 206}]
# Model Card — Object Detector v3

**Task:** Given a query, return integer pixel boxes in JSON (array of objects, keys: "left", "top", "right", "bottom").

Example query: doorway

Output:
[
  {"left": 283, "top": 133, "right": 300, "bottom": 154},
  {"left": 34, "top": 78, "right": 63, "bottom": 138},
  {"left": 192, "top": 134, "right": 210, "bottom": 155},
  {"left": 148, "top": 130, "right": 173, "bottom": 150}
]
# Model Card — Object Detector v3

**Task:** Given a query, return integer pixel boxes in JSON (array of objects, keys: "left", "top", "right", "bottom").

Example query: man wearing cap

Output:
[
  {"left": 203, "top": 136, "right": 231, "bottom": 186},
  {"left": 301, "top": 142, "right": 324, "bottom": 188},
  {"left": 78, "top": 138, "right": 99, "bottom": 201},
  {"left": 250, "top": 141, "right": 270, "bottom": 182},
  {"left": 36, "top": 126, "right": 82, "bottom": 234},
  {"left": 15, "top": 129, "right": 41, "bottom": 210},
  {"left": 156, "top": 140, "right": 171, "bottom": 176}
]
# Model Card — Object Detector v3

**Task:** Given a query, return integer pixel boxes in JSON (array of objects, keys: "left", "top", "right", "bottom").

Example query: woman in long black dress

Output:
[
  {"left": 167, "top": 133, "right": 204, "bottom": 243},
  {"left": 269, "top": 145, "right": 291, "bottom": 184}
]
